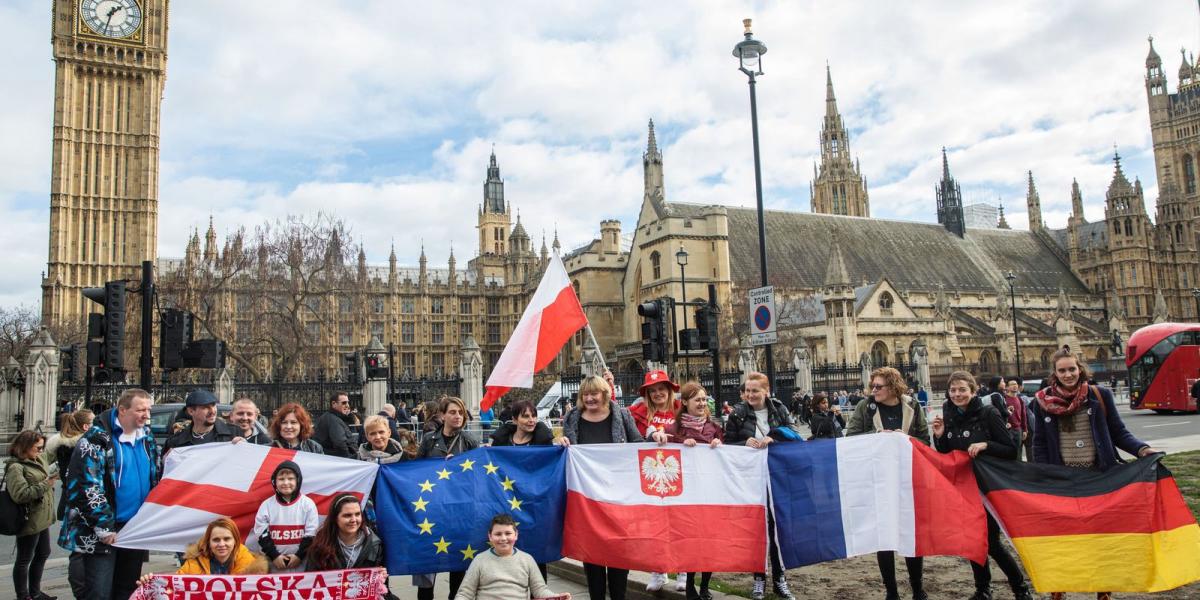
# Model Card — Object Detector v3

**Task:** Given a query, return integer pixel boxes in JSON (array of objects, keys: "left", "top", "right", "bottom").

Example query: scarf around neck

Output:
[
  {"left": 1035, "top": 379, "right": 1089, "bottom": 418},
  {"left": 679, "top": 413, "right": 708, "bottom": 433}
]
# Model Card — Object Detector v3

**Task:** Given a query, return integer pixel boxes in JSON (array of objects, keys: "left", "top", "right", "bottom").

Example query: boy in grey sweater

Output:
[{"left": 454, "top": 515, "right": 569, "bottom": 600}]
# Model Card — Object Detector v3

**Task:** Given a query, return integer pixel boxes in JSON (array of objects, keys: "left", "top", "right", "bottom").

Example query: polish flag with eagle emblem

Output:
[
  {"left": 563, "top": 443, "right": 768, "bottom": 573},
  {"left": 480, "top": 252, "right": 587, "bottom": 412},
  {"left": 115, "top": 443, "right": 378, "bottom": 552}
]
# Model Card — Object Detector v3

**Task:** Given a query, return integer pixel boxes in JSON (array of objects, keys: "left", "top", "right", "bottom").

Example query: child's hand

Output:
[
  {"left": 683, "top": 438, "right": 696, "bottom": 447},
  {"left": 273, "top": 555, "right": 290, "bottom": 570},
  {"left": 709, "top": 438, "right": 722, "bottom": 448}
]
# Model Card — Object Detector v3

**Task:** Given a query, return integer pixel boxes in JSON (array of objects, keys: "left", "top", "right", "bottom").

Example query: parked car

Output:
[
  {"left": 1021, "top": 379, "right": 1043, "bottom": 396},
  {"left": 149, "top": 403, "right": 269, "bottom": 444}
]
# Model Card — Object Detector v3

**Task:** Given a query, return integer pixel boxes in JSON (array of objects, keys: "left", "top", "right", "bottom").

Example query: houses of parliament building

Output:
[{"left": 36, "top": 0, "right": 1200, "bottom": 379}]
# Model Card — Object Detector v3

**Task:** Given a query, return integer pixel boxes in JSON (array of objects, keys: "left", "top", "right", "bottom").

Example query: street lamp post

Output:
[
  {"left": 1006, "top": 271, "right": 1021, "bottom": 379},
  {"left": 733, "top": 18, "right": 776, "bottom": 389},
  {"left": 676, "top": 246, "right": 689, "bottom": 377}
]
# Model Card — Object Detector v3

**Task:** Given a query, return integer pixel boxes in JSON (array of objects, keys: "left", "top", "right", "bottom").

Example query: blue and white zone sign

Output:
[{"left": 749, "top": 285, "right": 777, "bottom": 346}]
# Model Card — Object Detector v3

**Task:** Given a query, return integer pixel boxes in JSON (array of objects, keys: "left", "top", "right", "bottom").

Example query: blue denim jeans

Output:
[{"left": 68, "top": 547, "right": 145, "bottom": 600}]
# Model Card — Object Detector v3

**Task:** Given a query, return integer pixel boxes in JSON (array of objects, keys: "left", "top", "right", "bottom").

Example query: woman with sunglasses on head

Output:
[
  {"left": 931, "top": 371, "right": 1033, "bottom": 600},
  {"left": 1031, "top": 349, "right": 1158, "bottom": 600},
  {"left": 846, "top": 367, "right": 930, "bottom": 600}
]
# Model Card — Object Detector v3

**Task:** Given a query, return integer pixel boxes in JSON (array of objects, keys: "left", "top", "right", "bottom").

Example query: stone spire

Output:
[
  {"left": 1071, "top": 178, "right": 1086, "bottom": 223},
  {"left": 997, "top": 201, "right": 1010, "bottom": 229},
  {"left": 356, "top": 244, "right": 367, "bottom": 281},
  {"left": 1026, "top": 171, "right": 1044, "bottom": 231},
  {"left": 483, "top": 147, "right": 505, "bottom": 214},
  {"left": 811, "top": 64, "right": 870, "bottom": 217},
  {"left": 418, "top": 242, "right": 428, "bottom": 286},
  {"left": 643, "top": 119, "right": 664, "bottom": 203},
  {"left": 539, "top": 232, "right": 549, "bottom": 261},
  {"left": 1153, "top": 288, "right": 1169, "bottom": 323},
  {"left": 204, "top": 216, "right": 218, "bottom": 263},
  {"left": 823, "top": 239, "right": 851, "bottom": 288},
  {"left": 448, "top": 242, "right": 457, "bottom": 284},
  {"left": 552, "top": 228, "right": 561, "bottom": 252},
  {"left": 935, "top": 148, "right": 965, "bottom": 238}
]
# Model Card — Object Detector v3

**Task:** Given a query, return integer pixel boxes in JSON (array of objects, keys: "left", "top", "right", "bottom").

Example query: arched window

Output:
[
  {"left": 1113, "top": 220, "right": 1121, "bottom": 235},
  {"left": 878, "top": 291, "right": 894, "bottom": 316},
  {"left": 979, "top": 349, "right": 994, "bottom": 374},
  {"left": 1184, "top": 155, "right": 1196, "bottom": 195},
  {"left": 1125, "top": 219, "right": 1133, "bottom": 236},
  {"left": 650, "top": 251, "right": 661, "bottom": 280},
  {"left": 870, "top": 341, "right": 889, "bottom": 367},
  {"left": 1039, "top": 349, "right": 1053, "bottom": 370},
  {"left": 1176, "top": 223, "right": 1185, "bottom": 244}
]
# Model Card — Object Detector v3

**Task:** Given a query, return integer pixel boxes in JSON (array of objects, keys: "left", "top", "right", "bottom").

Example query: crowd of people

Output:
[{"left": 3, "top": 347, "right": 1159, "bottom": 600}]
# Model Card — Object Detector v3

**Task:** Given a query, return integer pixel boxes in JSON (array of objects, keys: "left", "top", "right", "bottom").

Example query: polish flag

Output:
[
  {"left": 481, "top": 253, "right": 587, "bottom": 411},
  {"left": 115, "top": 443, "right": 377, "bottom": 552},
  {"left": 563, "top": 443, "right": 769, "bottom": 573}
]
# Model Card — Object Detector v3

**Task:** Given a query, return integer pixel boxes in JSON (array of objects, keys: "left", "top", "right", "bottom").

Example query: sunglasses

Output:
[{"left": 869, "top": 384, "right": 885, "bottom": 390}]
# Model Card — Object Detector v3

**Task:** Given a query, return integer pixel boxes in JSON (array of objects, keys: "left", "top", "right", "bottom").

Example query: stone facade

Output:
[{"left": 42, "top": 0, "right": 167, "bottom": 327}]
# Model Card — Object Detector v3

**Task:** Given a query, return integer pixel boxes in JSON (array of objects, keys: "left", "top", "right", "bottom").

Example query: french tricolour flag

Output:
[
  {"left": 563, "top": 443, "right": 768, "bottom": 573},
  {"left": 769, "top": 433, "right": 987, "bottom": 568}
]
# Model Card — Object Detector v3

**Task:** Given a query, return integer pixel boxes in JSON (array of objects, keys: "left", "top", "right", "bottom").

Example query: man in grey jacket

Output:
[{"left": 312, "top": 392, "right": 356, "bottom": 458}]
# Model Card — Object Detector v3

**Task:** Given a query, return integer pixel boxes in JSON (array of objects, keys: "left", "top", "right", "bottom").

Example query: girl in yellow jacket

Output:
[{"left": 140, "top": 517, "right": 268, "bottom": 582}]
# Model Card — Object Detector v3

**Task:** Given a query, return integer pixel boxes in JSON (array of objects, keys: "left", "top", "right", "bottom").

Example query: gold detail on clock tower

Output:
[{"left": 42, "top": 0, "right": 168, "bottom": 327}]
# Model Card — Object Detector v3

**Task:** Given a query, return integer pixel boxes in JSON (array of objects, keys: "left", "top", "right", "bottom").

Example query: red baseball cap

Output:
[{"left": 638, "top": 370, "right": 679, "bottom": 395}]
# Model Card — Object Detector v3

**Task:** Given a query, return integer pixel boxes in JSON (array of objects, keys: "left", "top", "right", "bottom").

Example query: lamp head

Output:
[
  {"left": 733, "top": 18, "right": 767, "bottom": 76},
  {"left": 676, "top": 245, "right": 689, "bottom": 266}
]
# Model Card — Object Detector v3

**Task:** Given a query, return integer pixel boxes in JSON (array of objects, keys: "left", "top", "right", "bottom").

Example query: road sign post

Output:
[{"left": 749, "top": 285, "right": 777, "bottom": 346}]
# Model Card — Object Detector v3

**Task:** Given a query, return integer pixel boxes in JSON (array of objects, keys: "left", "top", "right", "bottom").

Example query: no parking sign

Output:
[{"left": 748, "top": 285, "right": 777, "bottom": 346}]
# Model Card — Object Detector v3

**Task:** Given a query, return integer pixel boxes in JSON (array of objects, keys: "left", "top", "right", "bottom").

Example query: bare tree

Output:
[
  {"left": 159, "top": 213, "right": 361, "bottom": 382},
  {"left": 0, "top": 304, "right": 40, "bottom": 363}
]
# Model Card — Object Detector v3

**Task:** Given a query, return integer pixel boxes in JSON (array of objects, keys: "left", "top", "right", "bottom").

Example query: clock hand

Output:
[{"left": 104, "top": 7, "right": 118, "bottom": 33}]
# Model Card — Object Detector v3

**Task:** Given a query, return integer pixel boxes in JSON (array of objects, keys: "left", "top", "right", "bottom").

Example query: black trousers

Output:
[
  {"left": 416, "top": 570, "right": 465, "bottom": 600},
  {"left": 12, "top": 529, "right": 50, "bottom": 597},
  {"left": 583, "top": 562, "right": 629, "bottom": 600},
  {"left": 685, "top": 572, "right": 713, "bottom": 599},
  {"left": 67, "top": 546, "right": 147, "bottom": 600},
  {"left": 755, "top": 503, "right": 785, "bottom": 582},
  {"left": 876, "top": 551, "right": 924, "bottom": 596},
  {"left": 971, "top": 514, "right": 1026, "bottom": 592}
]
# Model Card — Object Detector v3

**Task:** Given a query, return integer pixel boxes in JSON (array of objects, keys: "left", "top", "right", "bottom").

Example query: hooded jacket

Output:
[
  {"left": 58, "top": 408, "right": 161, "bottom": 554},
  {"left": 253, "top": 460, "right": 318, "bottom": 564},
  {"left": 3, "top": 451, "right": 56, "bottom": 536},
  {"left": 178, "top": 542, "right": 269, "bottom": 575},
  {"left": 933, "top": 396, "right": 1017, "bottom": 459}
]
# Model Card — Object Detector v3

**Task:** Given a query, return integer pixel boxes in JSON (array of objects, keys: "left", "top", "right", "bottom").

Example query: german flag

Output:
[{"left": 973, "top": 454, "right": 1200, "bottom": 593}]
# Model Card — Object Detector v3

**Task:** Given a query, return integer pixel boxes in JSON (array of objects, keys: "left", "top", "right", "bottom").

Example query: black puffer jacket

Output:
[
  {"left": 724, "top": 398, "right": 797, "bottom": 445},
  {"left": 490, "top": 421, "right": 555, "bottom": 446},
  {"left": 933, "top": 396, "right": 1017, "bottom": 459}
]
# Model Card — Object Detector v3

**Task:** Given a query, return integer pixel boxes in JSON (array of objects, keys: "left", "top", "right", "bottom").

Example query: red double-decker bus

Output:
[{"left": 1127, "top": 322, "right": 1200, "bottom": 413}]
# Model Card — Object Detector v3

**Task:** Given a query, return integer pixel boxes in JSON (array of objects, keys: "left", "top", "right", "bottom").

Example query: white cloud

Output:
[{"left": 0, "top": 0, "right": 1195, "bottom": 308}]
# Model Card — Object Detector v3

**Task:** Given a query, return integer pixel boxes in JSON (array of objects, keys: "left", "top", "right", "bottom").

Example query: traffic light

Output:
[
  {"left": 344, "top": 352, "right": 362, "bottom": 385},
  {"left": 160, "top": 308, "right": 193, "bottom": 369},
  {"left": 60, "top": 345, "right": 78, "bottom": 383},
  {"left": 695, "top": 305, "right": 720, "bottom": 352},
  {"left": 82, "top": 281, "right": 127, "bottom": 380},
  {"left": 637, "top": 299, "right": 668, "bottom": 363},
  {"left": 182, "top": 339, "right": 225, "bottom": 369},
  {"left": 365, "top": 354, "right": 388, "bottom": 380}
]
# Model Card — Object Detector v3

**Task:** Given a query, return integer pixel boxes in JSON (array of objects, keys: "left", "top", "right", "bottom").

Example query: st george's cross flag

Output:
[
  {"left": 480, "top": 253, "right": 587, "bottom": 411},
  {"left": 115, "top": 443, "right": 377, "bottom": 552},
  {"left": 563, "top": 443, "right": 769, "bottom": 573},
  {"left": 769, "top": 434, "right": 988, "bottom": 568}
]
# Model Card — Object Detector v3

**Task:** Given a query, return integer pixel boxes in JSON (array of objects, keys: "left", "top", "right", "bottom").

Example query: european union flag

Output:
[{"left": 375, "top": 446, "right": 567, "bottom": 575}]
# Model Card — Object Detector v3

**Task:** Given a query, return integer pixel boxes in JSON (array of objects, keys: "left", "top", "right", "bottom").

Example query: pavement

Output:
[{"left": 3, "top": 403, "right": 1195, "bottom": 597}]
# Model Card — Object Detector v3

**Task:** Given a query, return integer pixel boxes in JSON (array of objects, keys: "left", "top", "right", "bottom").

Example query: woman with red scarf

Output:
[{"left": 1031, "top": 348, "right": 1159, "bottom": 600}]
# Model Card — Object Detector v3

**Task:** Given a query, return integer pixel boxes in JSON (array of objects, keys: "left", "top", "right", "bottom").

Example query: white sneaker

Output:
[
  {"left": 674, "top": 574, "right": 687, "bottom": 592},
  {"left": 646, "top": 572, "right": 666, "bottom": 592}
]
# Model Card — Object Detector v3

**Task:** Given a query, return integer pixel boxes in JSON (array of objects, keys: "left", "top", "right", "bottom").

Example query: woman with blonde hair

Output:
[
  {"left": 558, "top": 375, "right": 642, "bottom": 600},
  {"left": 46, "top": 408, "right": 94, "bottom": 518},
  {"left": 847, "top": 366, "right": 930, "bottom": 600},
  {"left": 357, "top": 414, "right": 418, "bottom": 464}
]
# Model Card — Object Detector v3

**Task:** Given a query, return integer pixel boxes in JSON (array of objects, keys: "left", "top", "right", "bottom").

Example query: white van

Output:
[{"left": 537, "top": 382, "right": 565, "bottom": 420}]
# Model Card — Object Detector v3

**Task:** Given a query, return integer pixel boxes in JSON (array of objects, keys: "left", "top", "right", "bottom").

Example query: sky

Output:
[{"left": 1, "top": 0, "right": 1196, "bottom": 308}]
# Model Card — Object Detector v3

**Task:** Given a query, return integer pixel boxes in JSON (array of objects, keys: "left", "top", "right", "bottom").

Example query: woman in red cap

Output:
[{"left": 627, "top": 369, "right": 683, "bottom": 593}]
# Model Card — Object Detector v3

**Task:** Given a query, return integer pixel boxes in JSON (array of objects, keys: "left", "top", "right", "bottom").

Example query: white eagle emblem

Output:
[{"left": 639, "top": 449, "right": 682, "bottom": 497}]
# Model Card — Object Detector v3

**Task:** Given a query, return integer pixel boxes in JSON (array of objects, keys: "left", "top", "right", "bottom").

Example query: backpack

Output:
[
  {"left": 0, "top": 464, "right": 30, "bottom": 536},
  {"left": 985, "top": 391, "right": 1012, "bottom": 424}
]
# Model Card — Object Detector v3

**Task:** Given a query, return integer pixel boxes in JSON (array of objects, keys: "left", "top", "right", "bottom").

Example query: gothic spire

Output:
[
  {"left": 483, "top": 147, "right": 505, "bottom": 214},
  {"left": 646, "top": 119, "right": 660, "bottom": 158},
  {"left": 823, "top": 239, "right": 851, "bottom": 288},
  {"left": 825, "top": 62, "right": 838, "bottom": 118},
  {"left": 1026, "top": 170, "right": 1043, "bottom": 231},
  {"left": 935, "top": 148, "right": 965, "bottom": 238},
  {"left": 997, "top": 201, "right": 1010, "bottom": 229},
  {"left": 1071, "top": 178, "right": 1086, "bottom": 222}
]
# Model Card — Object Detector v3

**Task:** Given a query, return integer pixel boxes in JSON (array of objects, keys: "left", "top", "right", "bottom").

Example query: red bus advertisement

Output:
[{"left": 1127, "top": 322, "right": 1200, "bottom": 413}]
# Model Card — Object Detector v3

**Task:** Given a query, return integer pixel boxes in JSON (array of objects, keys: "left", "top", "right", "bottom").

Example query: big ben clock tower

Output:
[{"left": 42, "top": 0, "right": 168, "bottom": 327}]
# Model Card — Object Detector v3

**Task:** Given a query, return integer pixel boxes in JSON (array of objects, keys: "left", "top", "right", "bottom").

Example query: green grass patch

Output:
[
  {"left": 707, "top": 578, "right": 749, "bottom": 598},
  {"left": 1164, "top": 450, "right": 1200, "bottom": 518}
]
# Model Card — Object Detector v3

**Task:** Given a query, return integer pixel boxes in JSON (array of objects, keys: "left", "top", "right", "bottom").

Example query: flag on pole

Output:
[
  {"left": 974, "top": 454, "right": 1200, "bottom": 593},
  {"left": 115, "top": 443, "right": 378, "bottom": 552},
  {"left": 481, "top": 253, "right": 587, "bottom": 411}
]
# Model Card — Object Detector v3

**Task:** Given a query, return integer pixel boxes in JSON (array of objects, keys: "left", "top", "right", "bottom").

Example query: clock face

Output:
[{"left": 79, "top": 0, "right": 142, "bottom": 39}]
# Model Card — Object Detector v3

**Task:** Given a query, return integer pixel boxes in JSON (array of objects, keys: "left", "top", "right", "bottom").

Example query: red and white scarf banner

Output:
[{"left": 130, "top": 568, "right": 388, "bottom": 600}]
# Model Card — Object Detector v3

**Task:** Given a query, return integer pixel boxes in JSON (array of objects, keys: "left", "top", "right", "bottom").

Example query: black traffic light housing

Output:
[
  {"left": 82, "top": 281, "right": 127, "bottom": 382},
  {"left": 365, "top": 354, "right": 388, "bottom": 380},
  {"left": 160, "top": 308, "right": 193, "bottom": 370},
  {"left": 344, "top": 352, "right": 362, "bottom": 385},
  {"left": 695, "top": 305, "right": 720, "bottom": 352},
  {"left": 637, "top": 299, "right": 669, "bottom": 363}
]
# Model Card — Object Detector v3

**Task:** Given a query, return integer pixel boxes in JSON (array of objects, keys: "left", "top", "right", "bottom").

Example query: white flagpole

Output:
[{"left": 584, "top": 322, "right": 608, "bottom": 373}]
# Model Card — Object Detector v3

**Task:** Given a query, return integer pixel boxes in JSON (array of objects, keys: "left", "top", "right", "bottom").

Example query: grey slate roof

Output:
[
  {"left": 711, "top": 205, "right": 1089, "bottom": 295},
  {"left": 1048, "top": 222, "right": 1109, "bottom": 252}
]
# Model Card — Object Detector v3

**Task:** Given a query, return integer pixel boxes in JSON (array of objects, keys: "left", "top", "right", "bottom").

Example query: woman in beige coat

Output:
[{"left": 5, "top": 430, "right": 58, "bottom": 600}]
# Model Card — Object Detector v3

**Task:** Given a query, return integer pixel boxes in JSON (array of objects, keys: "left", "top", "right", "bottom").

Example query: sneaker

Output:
[
  {"left": 967, "top": 590, "right": 992, "bottom": 600},
  {"left": 772, "top": 578, "right": 796, "bottom": 600},
  {"left": 698, "top": 590, "right": 713, "bottom": 600},
  {"left": 32, "top": 594, "right": 57, "bottom": 600},
  {"left": 675, "top": 574, "right": 687, "bottom": 592},
  {"left": 646, "top": 573, "right": 666, "bottom": 592},
  {"left": 751, "top": 577, "right": 766, "bottom": 600}
]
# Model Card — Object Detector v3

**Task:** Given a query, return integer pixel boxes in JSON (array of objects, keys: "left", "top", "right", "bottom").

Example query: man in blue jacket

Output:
[{"left": 59, "top": 388, "right": 160, "bottom": 600}]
